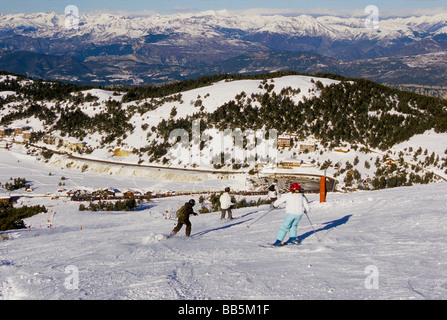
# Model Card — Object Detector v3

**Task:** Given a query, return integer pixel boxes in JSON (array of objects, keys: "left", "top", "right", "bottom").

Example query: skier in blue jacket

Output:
[{"left": 271, "top": 182, "right": 311, "bottom": 246}]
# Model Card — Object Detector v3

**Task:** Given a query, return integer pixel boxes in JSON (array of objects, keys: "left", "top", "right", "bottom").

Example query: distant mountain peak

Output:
[
  {"left": 0, "top": 11, "right": 446, "bottom": 87},
  {"left": 1, "top": 11, "right": 446, "bottom": 40}
]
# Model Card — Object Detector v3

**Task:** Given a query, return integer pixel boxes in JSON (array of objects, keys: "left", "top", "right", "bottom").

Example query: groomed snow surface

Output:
[{"left": 1, "top": 157, "right": 447, "bottom": 300}]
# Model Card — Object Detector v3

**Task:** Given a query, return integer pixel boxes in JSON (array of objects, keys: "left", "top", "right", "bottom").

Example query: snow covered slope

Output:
[
  {"left": 1, "top": 146, "right": 447, "bottom": 300},
  {"left": 1, "top": 178, "right": 446, "bottom": 300}
]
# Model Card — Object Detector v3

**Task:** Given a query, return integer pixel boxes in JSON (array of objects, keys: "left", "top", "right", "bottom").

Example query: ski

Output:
[
  {"left": 220, "top": 216, "right": 240, "bottom": 222},
  {"left": 259, "top": 241, "right": 301, "bottom": 248},
  {"left": 259, "top": 243, "right": 286, "bottom": 248},
  {"left": 259, "top": 244, "right": 280, "bottom": 248}
]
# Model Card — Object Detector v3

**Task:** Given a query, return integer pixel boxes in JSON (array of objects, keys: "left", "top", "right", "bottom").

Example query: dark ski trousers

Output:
[
  {"left": 172, "top": 219, "right": 192, "bottom": 237},
  {"left": 220, "top": 208, "right": 232, "bottom": 219}
]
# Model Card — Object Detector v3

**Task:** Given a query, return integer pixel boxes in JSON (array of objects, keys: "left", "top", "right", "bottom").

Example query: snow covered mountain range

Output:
[
  {"left": 0, "top": 11, "right": 447, "bottom": 88},
  {"left": 1, "top": 10, "right": 446, "bottom": 43}
]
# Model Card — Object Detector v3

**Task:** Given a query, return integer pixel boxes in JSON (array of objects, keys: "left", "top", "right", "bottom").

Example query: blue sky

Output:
[{"left": 1, "top": 0, "right": 445, "bottom": 16}]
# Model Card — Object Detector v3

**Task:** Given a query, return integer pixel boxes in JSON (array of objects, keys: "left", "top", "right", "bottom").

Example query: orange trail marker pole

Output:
[{"left": 320, "top": 176, "right": 326, "bottom": 203}]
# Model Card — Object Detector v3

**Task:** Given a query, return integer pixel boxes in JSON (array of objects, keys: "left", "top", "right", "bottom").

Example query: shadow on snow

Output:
[
  {"left": 298, "top": 214, "right": 352, "bottom": 243},
  {"left": 191, "top": 208, "right": 352, "bottom": 242},
  {"left": 191, "top": 210, "right": 259, "bottom": 237}
]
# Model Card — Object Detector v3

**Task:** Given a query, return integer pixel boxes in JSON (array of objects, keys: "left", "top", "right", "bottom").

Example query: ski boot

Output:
[
  {"left": 166, "top": 231, "right": 176, "bottom": 239},
  {"left": 285, "top": 237, "right": 299, "bottom": 245},
  {"left": 272, "top": 240, "right": 283, "bottom": 247}
]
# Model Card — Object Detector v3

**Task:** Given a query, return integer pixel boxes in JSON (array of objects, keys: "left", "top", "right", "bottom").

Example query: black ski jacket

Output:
[{"left": 176, "top": 203, "right": 197, "bottom": 222}]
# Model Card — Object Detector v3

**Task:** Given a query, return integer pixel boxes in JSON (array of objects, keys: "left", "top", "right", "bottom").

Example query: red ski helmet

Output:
[{"left": 290, "top": 183, "right": 301, "bottom": 192}]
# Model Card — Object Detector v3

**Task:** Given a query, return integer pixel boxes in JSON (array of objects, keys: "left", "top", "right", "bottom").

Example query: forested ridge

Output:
[
  {"left": 156, "top": 77, "right": 447, "bottom": 151},
  {"left": 1, "top": 71, "right": 447, "bottom": 190},
  {"left": 2, "top": 71, "right": 446, "bottom": 153}
]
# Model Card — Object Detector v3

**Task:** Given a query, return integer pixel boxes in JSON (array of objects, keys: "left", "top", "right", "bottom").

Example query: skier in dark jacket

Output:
[{"left": 167, "top": 199, "right": 198, "bottom": 238}]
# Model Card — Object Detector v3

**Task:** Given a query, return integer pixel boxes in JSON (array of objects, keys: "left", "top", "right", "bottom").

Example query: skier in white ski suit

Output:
[
  {"left": 219, "top": 187, "right": 234, "bottom": 219},
  {"left": 272, "top": 182, "right": 310, "bottom": 246}
]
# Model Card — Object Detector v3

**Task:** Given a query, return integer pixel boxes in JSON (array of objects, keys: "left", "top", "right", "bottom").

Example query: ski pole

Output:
[
  {"left": 305, "top": 212, "right": 321, "bottom": 242},
  {"left": 247, "top": 207, "right": 276, "bottom": 228}
]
